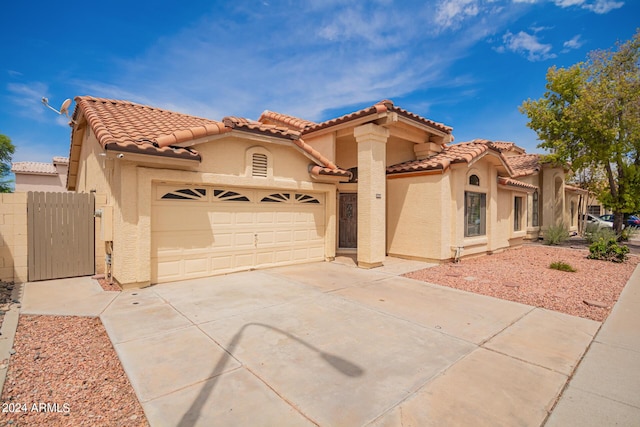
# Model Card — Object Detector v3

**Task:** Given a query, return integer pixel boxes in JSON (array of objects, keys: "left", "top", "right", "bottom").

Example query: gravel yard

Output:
[
  {"left": 1, "top": 316, "right": 148, "bottom": 427},
  {"left": 405, "top": 243, "right": 639, "bottom": 322}
]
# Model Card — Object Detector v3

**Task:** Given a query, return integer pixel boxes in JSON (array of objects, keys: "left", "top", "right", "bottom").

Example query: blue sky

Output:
[{"left": 1, "top": 0, "right": 637, "bottom": 166}]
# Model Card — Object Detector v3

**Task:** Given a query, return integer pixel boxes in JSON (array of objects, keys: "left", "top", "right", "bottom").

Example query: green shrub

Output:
[
  {"left": 550, "top": 261, "right": 577, "bottom": 272},
  {"left": 620, "top": 226, "right": 639, "bottom": 242},
  {"left": 585, "top": 225, "right": 617, "bottom": 244},
  {"left": 588, "top": 237, "right": 629, "bottom": 263},
  {"left": 544, "top": 223, "right": 570, "bottom": 245}
]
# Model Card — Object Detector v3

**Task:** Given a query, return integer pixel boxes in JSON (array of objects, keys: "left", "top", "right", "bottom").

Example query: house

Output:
[
  {"left": 67, "top": 96, "right": 583, "bottom": 288},
  {"left": 11, "top": 157, "right": 69, "bottom": 192}
]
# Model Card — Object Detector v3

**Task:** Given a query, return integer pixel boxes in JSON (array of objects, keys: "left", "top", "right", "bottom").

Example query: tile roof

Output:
[
  {"left": 564, "top": 184, "right": 588, "bottom": 193},
  {"left": 72, "top": 96, "right": 350, "bottom": 179},
  {"left": 498, "top": 177, "right": 538, "bottom": 191},
  {"left": 386, "top": 140, "right": 496, "bottom": 174},
  {"left": 487, "top": 141, "right": 526, "bottom": 154},
  {"left": 11, "top": 161, "right": 59, "bottom": 175},
  {"left": 303, "top": 100, "right": 453, "bottom": 135},
  {"left": 258, "top": 111, "right": 317, "bottom": 132},
  {"left": 52, "top": 157, "right": 69, "bottom": 165},
  {"left": 73, "top": 96, "right": 228, "bottom": 160},
  {"left": 503, "top": 153, "right": 542, "bottom": 177},
  {"left": 223, "top": 116, "right": 302, "bottom": 140},
  {"left": 222, "top": 116, "right": 349, "bottom": 174}
]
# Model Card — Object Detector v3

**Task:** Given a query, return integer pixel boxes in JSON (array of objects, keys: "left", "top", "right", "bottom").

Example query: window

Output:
[
  {"left": 252, "top": 153, "right": 268, "bottom": 177},
  {"left": 532, "top": 191, "right": 539, "bottom": 227},
  {"left": 465, "top": 192, "right": 486, "bottom": 237},
  {"left": 261, "top": 193, "right": 290, "bottom": 203},
  {"left": 514, "top": 196, "right": 523, "bottom": 231},
  {"left": 587, "top": 205, "right": 601, "bottom": 216},
  {"left": 570, "top": 201, "right": 576, "bottom": 226},
  {"left": 213, "top": 189, "right": 250, "bottom": 202},
  {"left": 161, "top": 188, "right": 206, "bottom": 200},
  {"left": 469, "top": 174, "right": 480, "bottom": 186}
]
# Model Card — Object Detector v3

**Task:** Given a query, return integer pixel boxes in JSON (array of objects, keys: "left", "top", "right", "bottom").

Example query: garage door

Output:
[{"left": 151, "top": 185, "right": 326, "bottom": 283}]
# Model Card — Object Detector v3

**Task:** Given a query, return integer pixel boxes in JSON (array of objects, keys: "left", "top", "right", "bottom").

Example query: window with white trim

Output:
[
  {"left": 532, "top": 191, "right": 539, "bottom": 227},
  {"left": 514, "top": 196, "right": 523, "bottom": 231},
  {"left": 465, "top": 191, "right": 486, "bottom": 237}
]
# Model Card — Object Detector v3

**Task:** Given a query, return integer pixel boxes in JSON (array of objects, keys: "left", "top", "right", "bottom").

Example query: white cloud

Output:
[
  {"left": 434, "top": 0, "right": 481, "bottom": 30},
  {"left": 552, "top": 0, "right": 624, "bottom": 13},
  {"left": 317, "top": 6, "right": 409, "bottom": 48},
  {"left": 6, "top": 82, "right": 51, "bottom": 121},
  {"left": 512, "top": 0, "right": 623, "bottom": 13},
  {"left": 562, "top": 34, "right": 584, "bottom": 51},
  {"left": 584, "top": 0, "right": 624, "bottom": 13},
  {"left": 553, "top": 0, "right": 586, "bottom": 6},
  {"left": 501, "top": 30, "right": 557, "bottom": 61}
]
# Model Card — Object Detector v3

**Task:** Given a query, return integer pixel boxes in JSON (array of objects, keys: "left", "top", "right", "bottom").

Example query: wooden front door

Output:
[{"left": 339, "top": 193, "right": 357, "bottom": 248}]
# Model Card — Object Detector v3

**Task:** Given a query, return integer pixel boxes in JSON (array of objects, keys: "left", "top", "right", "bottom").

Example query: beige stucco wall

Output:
[
  {"left": 450, "top": 162, "right": 494, "bottom": 258},
  {"left": 14, "top": 167, "right": 69, "bottom": 193},
  {"left": 386, "top": 139, "right": 415, "bottom": 167},
  {"left": 305, "top": 133, "right": 336, "bottom": 164},
  {"left": 387, "top": 172, "right": 450, "bottom": 261},
  {"left": 14, "top": 174, "right": 65, "bottom": 193},
  {"left": 0, "top": 193, "right": 28, "bottom": 283},
  {"left": 540, "top": 166, "right": 566, "bottom": 230},
  {"left": 565, "top": 191, "right": 581, "bottom": 231},
  {"left": 80, "top": 133, "right": 338, "bottom": 288},
  {"left": 335, "top": 137, "right": 358, "bottom": 170}
]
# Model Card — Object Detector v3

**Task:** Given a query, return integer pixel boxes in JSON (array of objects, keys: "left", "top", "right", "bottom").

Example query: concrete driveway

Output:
[{"left": 23, "top": 260, "right": 600, "bottom": 426}]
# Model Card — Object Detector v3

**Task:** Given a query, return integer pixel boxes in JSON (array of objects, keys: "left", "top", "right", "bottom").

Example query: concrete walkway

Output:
[
  {"left": 546, "top": 264, "right": 640, "bottom": 426},
  {"left": 17, "top": 258, "right": 637, "bottom": 426}
]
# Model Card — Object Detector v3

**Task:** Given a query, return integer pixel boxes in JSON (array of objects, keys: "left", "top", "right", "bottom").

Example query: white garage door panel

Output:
[{"left": 151, "top": 186, "right": 326, "bottom": 283}]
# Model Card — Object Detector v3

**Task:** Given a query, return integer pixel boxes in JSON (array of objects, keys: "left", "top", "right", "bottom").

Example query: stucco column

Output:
[{"left": 354, "top": 123, "right": 388, "bottom": 268}]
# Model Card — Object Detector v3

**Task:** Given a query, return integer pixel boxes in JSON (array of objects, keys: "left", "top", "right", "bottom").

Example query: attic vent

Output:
[{"left": 252, "top": 153, "right": 268, "bottom": 177}]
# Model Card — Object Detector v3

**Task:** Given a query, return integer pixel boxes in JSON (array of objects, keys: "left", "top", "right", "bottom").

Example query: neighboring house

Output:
[
  {"left": 67, "top": 96, "right": 581, "bottom": 288},
  {"left": 11, "top": 157, "right": 69, "bottom": 192}
]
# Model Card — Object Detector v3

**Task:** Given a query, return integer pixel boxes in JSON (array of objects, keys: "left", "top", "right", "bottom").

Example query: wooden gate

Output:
[{"left": 27, "top": 192, "right": 95, "bottom": 281}]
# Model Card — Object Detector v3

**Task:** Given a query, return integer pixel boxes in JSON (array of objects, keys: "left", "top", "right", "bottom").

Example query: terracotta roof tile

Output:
[
  {"left": 52, "top": 157, "right": 69, "bottom": 165},
  {"left": 11, "top": 161, "right": 58, "bottom": 175},
  {"left": 304, "top": 100, "right": 453, "bottom": 135},
  {"left": 73, "top": 96, "right": 229, "bottom": 160},
  {"left": 258, "top": 111, "right": 317, "bottom": 132},
  {"left": 503, "top": 154, "right": 541, "bottom": 177},
  {"left": 564, "top": 184, "right": 588, "bottom": 193},
  {"left": 223, "top": 116, "right": 301, "bottom": 139},
  {"left": 387, "top": 140, "right": 493, "bottom": 174},
  {"left": 488, "top": 141, "right": 526, "bottom": 154},
  {"left": 498, "top": 177, "right": 538, "bottom": 191},
  {"left": 223, "top": 116, "right": 346, "bottom": 173}
]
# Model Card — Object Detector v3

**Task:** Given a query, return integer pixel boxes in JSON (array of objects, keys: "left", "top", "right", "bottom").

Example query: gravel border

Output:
[
  {"left": 405, "top": 244, "right": 639, "bottom": 321},
  {"left": 1, "top": 315, "right": 148, "bottom": 426}
]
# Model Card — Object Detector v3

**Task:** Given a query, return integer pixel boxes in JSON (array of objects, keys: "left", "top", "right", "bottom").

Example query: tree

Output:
[
  {"left": 0, "top": 133, "right": 16, "bottom": 193},
  {"left": 520, "top": 30, "right": 640, "bottom": 233}
]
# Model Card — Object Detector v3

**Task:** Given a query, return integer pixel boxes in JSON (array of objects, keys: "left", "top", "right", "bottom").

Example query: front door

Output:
[{"left": 339, "top": 193, "right": 357, "bottom": 248}]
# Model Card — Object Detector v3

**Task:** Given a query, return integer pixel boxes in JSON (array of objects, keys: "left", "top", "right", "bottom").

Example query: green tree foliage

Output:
[
  {"left": 0, "top": 133, "right": 16, "bottom": 193},
  {"left": 520, "top": 30, "right": 640, "bottom": 233}
]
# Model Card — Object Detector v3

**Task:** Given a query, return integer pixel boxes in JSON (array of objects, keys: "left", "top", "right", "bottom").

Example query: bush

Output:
[
  {"left": 544, "top": 223, "right": 570, "bottom": 245},
  {"left": 588, "top": 237, "right": 629, "bottom": 263},
  {"left": 550, "top": 261, "right": 577, "bottom": 272},
  {"left": 620, "top": 226, "right": 639, "bottom": 242},
  {"left": 585, "top": 225, "right": 617, "bottom": 244}
]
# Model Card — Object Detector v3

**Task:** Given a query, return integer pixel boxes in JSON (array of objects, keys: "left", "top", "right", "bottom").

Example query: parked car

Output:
[
  {"left": 584, "top": 214, "right": 613, "bottom": 229},
  {"left": 627, "top": 215, "right": 640, "bottom": 227},
  {"left": 599, "top": 214, "right": 640, "bottom": 227}
]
